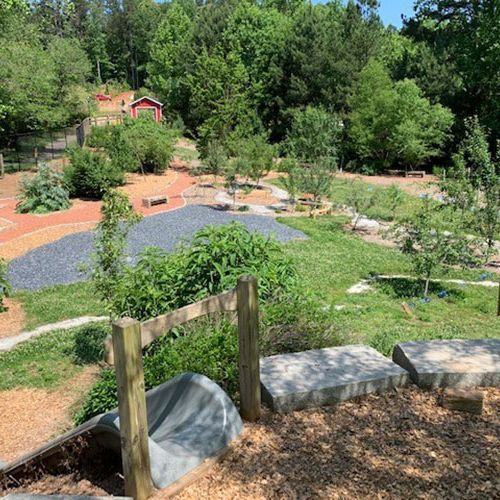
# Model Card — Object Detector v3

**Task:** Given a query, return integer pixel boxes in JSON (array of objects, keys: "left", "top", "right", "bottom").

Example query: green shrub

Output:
[
  {"left": 65, "top": 147, "right": 124, "bottom": 199},
  {"left": 75, "top": 321, "right": 238, "bottom": 424},
  {"left": 16, "top": 163, "right": 71, "bottom": 214},
  {"left": 121, "top": 116, "right": 175, "bottom": 174},
  {"left": 112, "top": 222, "right": 298, "bottom": 320},
  {"left": 86, "top": 125, "right": 115, "bottom": 149},
  {"left": 73, "top": 323, "right": 110, "bottom": 364},
  {"left": 0, "top": 259, "right": 11, "bottom": 312}
]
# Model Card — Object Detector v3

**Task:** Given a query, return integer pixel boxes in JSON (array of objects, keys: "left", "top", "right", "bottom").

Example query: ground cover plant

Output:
[
  {"left": 0, "top": 323, "right": 108, "bottom": 391},
  {"left": 13, "top": 282, "right": 105, "bottom": 330},
  {"left": 16, "top": 163, "right": 71, "bottom": 214}
]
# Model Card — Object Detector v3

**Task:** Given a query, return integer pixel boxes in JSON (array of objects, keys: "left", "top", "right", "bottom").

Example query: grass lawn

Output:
[
  {"left": 0, "top": 324, "right": 106, "bottom": 391},
  {"left": 14, "top": 282, "right": 106, "bottom": 330},
  {"left": 270, "top": 176, "right": 426, "bottom": 222},
  {"left": 281, "top": 216, "right": 499, "bottom": 355},
  {"left": 8, "top": 215, "right": 498, "bottom": 367}
]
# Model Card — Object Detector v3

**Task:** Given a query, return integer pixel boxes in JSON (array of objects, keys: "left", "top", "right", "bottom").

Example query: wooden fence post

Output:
[
  {"left": 237, "top": 275, "right": 261, "bottom": 422},
  {"left": 112, "top": 317, "right": 152, "bottom": 500},
  {"left": 0, "top": 154, "right": 4, "bottom": 179}
]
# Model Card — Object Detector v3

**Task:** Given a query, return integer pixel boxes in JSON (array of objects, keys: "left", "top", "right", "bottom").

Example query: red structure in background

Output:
[{"left": 129, "top": 96, "right": 163, "bottom": 123}]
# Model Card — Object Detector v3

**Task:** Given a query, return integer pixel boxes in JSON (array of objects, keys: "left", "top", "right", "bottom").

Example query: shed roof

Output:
[{"left": 130, "top": 96, "right": 163, "bottom": 108}]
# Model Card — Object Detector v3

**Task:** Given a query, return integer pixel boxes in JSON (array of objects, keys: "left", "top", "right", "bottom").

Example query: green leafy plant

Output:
[
  {"left": 231, "top": 134, "right": 275, "bottom": 185},
  {"left": 392, "top": 200, "right": 479, "bottom": 296},
  {"left": 73, "top": 323, "right": 109, "bottom": 365},
  {"left": 285, "top": 106, "right": 341, "bottom": 167},
  {"left": 16, "top": 163, "right": 71, "bottom": 214},
  {"left": 0, "top": 259, "right": 11, "bottom": 312},
  {"left": 121, "top": 116, "right": 176, "bottom": 174},
  {"left": 75, "top": 321, "right": 239, "bottom": 423},
  {"left": 347, "top": 178, "right": 380, "bottom": 230},
  {"left": 384, "top": 184, "right": 405, "bottom": 221},
  {"left": 92, "top": 190, "right": 141, "bottom": 316},
  {"left": 65, "top": 147, "right": 124, "bottom": 199},
  {"left": 199, "top": 140, "right": 228, "bottom": 183},
  {"left": 111, "top": 222, "right": 298, "bottom": 321}
]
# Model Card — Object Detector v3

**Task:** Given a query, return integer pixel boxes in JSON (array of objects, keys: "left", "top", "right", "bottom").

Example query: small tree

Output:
[
  {"left": 92, "top": 190, "right": 142, "bottom": 316},
  {"left": 347, "top": 179, "right": 380, "bottom": 230},
  {"left": 200, "top": 140, "right": 228, "bottom": 184},
  {"left": 232, "top": 135, "right": 275, "bottom": 185},
  {"left": 441, "top": 117, "right": 499, "bottom": 257},
  {"left": 223, "top": 159, "right": 240, "bottom": 209},
  {"left": 385, "top": 184, "right": 405, "bottom": 221},
  {"left": 393, "top": 200, "right": 478, "bottom": 297},
  {"left": 293, "top": 159, "right": 336, "bottom": 215},
  {"left": 286, "top": 106, "right": 341, "bottom": 167},
  {"left": 0, "top": 258, "right": 11, "bottom": 312},
  {"left": 280, "top": 157, "right": 300, "bottom": 211}
]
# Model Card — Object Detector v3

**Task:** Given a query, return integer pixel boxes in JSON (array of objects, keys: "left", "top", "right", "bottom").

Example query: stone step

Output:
[
  {"left": 393, "top": 339, "right": 500, "bottom": 389},
  {"left": 260, "top": 345, "right": 409, "bottom": 413}
]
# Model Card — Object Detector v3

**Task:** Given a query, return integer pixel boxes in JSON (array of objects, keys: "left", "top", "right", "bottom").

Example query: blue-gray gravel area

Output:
[{"left": 8, "top": 205, "right": 306, "bottom": 291}]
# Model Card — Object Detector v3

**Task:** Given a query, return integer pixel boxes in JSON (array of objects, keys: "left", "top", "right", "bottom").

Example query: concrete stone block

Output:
[
  {"left": 260, "top": 345, "right": 409, "bottom": 413},
  {"left": 393, "top": 339, "right": 500, "bottom": 389}
]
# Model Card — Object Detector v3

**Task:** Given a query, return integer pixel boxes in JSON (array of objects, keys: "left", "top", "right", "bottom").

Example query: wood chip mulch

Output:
[
  {"left": 0, "top": 367, "right": 100, "bottom": 463},
  {"left": 3, "top": 387, "right": 498, "bottom": 499},
  {"left": 0, "top": 298, "right": 26, "bottom": 339},
  {"left": 172, "top": 386, "right": 500, "bottom": 500}
]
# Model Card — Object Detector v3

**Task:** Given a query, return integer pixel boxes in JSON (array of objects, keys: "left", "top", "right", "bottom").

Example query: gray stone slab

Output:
[
  {"left": 260, "top": 345, "right": 409, "bottom": 413},
  {"left": 392, "top": 339, "right": 500, "bottom": 389}
]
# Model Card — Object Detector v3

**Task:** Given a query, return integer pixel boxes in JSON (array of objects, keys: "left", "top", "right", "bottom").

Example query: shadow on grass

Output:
[{"left": 375, "top": 277, "right": 466, "bottom": 300}]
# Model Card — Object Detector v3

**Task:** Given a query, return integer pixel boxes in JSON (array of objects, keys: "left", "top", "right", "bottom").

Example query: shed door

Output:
[{"left": 137, "top": 107, "right": 156, "bottom": 120}]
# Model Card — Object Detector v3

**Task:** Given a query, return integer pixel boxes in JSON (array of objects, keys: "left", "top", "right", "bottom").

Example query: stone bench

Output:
[
  {"left": 142, "top": 194, "right": 168, "bottom": 208},
  {"left": 392, "top": 339, "right": 500, "bottom": 389},
  {"left": 260, "top": 345, "right": 409, "bottom": 413}
]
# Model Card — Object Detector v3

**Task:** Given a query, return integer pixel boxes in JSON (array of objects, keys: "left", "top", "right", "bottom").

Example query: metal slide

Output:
[{"left": 0, "top": 373, "right": 243, "bottom": 489}]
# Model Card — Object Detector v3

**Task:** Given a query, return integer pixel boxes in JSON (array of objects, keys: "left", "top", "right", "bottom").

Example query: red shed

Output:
[{"left": 130, "top": 96, "right": 163, "bottom": 123}]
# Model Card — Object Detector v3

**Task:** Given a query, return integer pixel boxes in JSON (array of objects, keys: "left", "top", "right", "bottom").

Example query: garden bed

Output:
[{"left": 2, "top": 387, "right": 498, "bottom": 498}]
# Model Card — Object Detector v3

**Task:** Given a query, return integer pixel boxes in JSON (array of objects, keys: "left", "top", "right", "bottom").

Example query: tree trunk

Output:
[{"left": 424, "top": 275, "right": 431, "bottom": 297}]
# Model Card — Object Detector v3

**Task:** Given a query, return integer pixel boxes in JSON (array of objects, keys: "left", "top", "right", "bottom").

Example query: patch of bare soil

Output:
[
  {"left": 0, "top": 222, "right": 96, "bottom": 260},
  {"left": 183, "top": 183, "right": 218, "bottom": 206},
  {"left": 0, "top": 298, "right": 26, "bottom": 338},
  {"left": 0, "top": 367, "right": 100, "bottom": 463},
  {"left": 0, "top": 172, "right": 34, "bottom": 199},
  {"left": 236, "top": 186, "right": 279, "bottom": 206},
  {"left": 338, "top": 171, "right": 440, "bottom": 197},
  {"left": 4, "top": 387, "right": 498, "bottom": 499},
  {"left": 118, "top": 170, "right": 177, "bottom": 199}
]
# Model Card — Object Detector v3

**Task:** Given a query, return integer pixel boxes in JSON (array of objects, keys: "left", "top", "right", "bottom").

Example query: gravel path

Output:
[{"left": 8, "top": 205, "right": 305, "bottom": 291}]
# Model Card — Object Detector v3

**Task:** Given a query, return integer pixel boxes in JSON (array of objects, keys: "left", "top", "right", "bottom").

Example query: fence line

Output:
[{"left": 107, "top": 275, "right": 261, "bottom": 499}]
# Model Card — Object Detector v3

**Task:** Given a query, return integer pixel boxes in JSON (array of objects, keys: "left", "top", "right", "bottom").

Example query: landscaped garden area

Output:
[{"left": 1, "top": 0, "right": 499, "bottom": 498}]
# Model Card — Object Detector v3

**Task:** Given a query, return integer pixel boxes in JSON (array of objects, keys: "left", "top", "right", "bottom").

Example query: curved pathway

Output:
[
  {"left": 8, "top": 204, "right": 306, "bottom": 291},
  {"left": 0, "top": 169, "right": 196, "bottom": 246}
]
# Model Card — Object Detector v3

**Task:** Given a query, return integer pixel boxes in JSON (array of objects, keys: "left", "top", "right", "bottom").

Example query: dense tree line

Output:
[{"left": 0, "top": 0, "right": 498, "bottom": 171}]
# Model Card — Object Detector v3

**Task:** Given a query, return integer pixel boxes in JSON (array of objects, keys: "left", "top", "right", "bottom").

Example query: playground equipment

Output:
[
  {"left": 0, "top": 373, "right": 242, "bottom": 491},
  {"left": 1, "top": 276, "right": 260, "bottom": 499}
]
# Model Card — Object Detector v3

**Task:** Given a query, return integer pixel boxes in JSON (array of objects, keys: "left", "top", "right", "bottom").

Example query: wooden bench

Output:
[
  {"left": 405, "top": 170, "right": 426, "bottom": 178},
  {"left": 142, "top": 194, "right": 168, "bottom": 208}
]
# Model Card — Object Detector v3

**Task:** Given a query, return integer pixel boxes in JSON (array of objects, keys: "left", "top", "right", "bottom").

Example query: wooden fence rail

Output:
[{"left": 108, "top": 276, "right": 260, "bottom": 499}]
